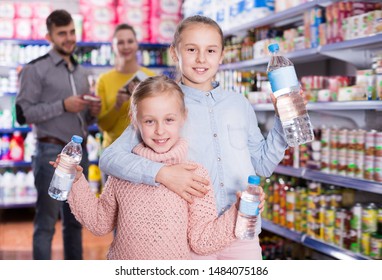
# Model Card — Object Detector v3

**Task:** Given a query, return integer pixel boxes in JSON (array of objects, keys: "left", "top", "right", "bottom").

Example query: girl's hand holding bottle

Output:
[{"left": 49, "top": 154, "right": 83, "bottom": 184}]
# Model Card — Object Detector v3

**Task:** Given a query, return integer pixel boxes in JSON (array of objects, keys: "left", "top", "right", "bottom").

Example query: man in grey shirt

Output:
[{"left": 16, "top": 10, "right": 101, "bottom": 260}]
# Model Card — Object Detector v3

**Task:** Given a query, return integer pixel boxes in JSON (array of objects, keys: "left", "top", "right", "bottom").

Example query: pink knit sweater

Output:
[{"left": 68, "top": 139, "right": 237, "bottom": 260}]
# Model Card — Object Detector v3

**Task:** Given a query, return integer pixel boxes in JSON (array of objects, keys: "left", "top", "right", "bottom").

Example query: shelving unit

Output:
[
  {"left": 262, "top": 220, "right": 370, "bottom": 260},
  {"left": 220, "top": 0, "right": 382, "bottom": 260},
  {"left": 251, "top": 100, "right": 382, "bottom": 111},
  {"left": 275, "top": 165, "right": 382, "bottom": 195}
]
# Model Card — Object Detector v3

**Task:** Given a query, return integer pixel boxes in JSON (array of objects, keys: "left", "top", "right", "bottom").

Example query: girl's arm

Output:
[
  {"left": 67, "top": 175, "right": 119, "bottom": 236},
  {"left": 246, "top": 100, "right": 288, "bottom": 177},
  {"left": 99, "top": 125, "right": 163, "bottom": 186},
  {"left": 99, "top": 126, "right": 209, "bottom": 202},
  {"left": 187, "top": 164, "right": 238, "bottom": 255}
]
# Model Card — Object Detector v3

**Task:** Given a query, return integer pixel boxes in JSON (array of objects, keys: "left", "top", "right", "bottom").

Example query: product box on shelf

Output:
[
  {"left": 32, "top": 2, "right": 51, "bottom": 19},
  {"left": 116, "top": 5, "right": 150, "bottom": 25},
  {"left": 15, "top": 2, "right": 33, "bottom": 19},
  {"left": 14, "top": 19, "right": 32, "bottom": 40},
  {"left": 150, "top": 0, "right": 182, "bottom": 17},
  {"left": 83, "top": 21, "right": 115, "bottom": 42},
  {"left": 0, "top": 19, "right": 14, "bottom": 39},
  {"left": 149, "top": 15, "right": 180, "bottom": 43},
  {"left": 80, "top": 5, "right": 117, "bottom": 23},
  {"left": 118, "top": 0, "right": 149, "bottom": 7},
  {"left": 80, "top": 0, "right": 116, "bottom": 6},
  {"left": 0, "top": 2, "right": 15, "bottom": 19}
]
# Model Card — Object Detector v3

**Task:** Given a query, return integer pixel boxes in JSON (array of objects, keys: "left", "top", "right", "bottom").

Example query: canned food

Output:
[
  {"left": 370, "top": 233, "right": 382, "bottom": 260},
  {"left": 351, "top": 203, "right": 362, "bottom": 231},
  {"left": 286, "top": 210, "right": 295, "bottom": 230},
  {"left": 355, "top": 129, "right": 366, "bottom": 151},
  {"left": 321, "top": 126, "right": 330, "bottom": 149},
  {"left": 330, "top": 128, "right": 339, "bottom": 150},
  {"left": 362, "top": 203, "right": 377, "bottom": 233},
  {"left": 335, "top": 208, "right": 346, "bottom": 231},
  {"left": 375, "top": 132, "right": 382, "bottom": 157},
  {"left": 325, "top": 206, "right": 336, "bottom": 227},
  {"left": 364, "top": 155, "right": 375, "bottom": 180},
  {"left": 286, "top": 187, "right": 296, "bottom": 211},
  {"left": 338, "top": 129, "right": 348, "bottom": 150},
  {"left": 361, "top": 232, "right": 371, "bottom": 256},
  {"left": 365, "top": 130, "right": 376, "bottom": 156},
  {"left": 374, "top": 157, "right": 382, "bottom": 182},
  {"left": 334, "top": 228, "right": 344, "bottom": 247},
  {"left": 324, "top": 226, "right": 335, "bottom": 244}
]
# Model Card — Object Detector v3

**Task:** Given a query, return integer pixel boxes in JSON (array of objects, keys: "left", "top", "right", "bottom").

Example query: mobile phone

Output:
[{"left": 83, "top": 95, "right": 100, "bottom": 102}]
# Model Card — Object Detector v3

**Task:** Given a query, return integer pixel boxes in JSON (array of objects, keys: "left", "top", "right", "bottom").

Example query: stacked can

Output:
[
  {"left": 355, "top": 129, "right": 366, "bottom": 179},
  {"left": 324, "top": 206, "right": 336, "bottom": 244},
  {"left": 370, "top": 207, "right": 382, "bottom": 259},
  {"left": 364, "top": 130, "right": 376, "bottom": 180},
  {"left": 361, "top": 203, "right": 378, "bottom": 256},
  {"left": 375, "top": 132, "right": 382, "bottom": 182},
  {"left": 329, "top": 128, "right": 339, "bottom": 174},
  {"left": 286, "top": 187, "right": 296, "bottom": 230},
  {"left": 346, "top": 129, "right": 357, "bottom": 177},
  {"left": 295, "top": 186, "right": 308, "bottom": 233},
  {"left": 337, "top": 129, "right": 348, "bottom": 176},
  {"left": 320, "top": 126, "right": 330, "bottom": 173},
  {"left": 349, "top": 203, "right": 362, "bottom": 253}
]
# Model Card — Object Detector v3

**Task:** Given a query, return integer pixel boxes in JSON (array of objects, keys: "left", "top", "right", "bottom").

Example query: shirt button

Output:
[
  {"left": 221, "top": 208, "right": 225, "bottom": 212},
  {"left": 209, "top": 109, "right": 213, "bottom": 113},
  {"left": 213, "top": 133, "right": 217, "bottom": 137},
  {"left": 220, "top": 183, "right": 224, "bottom": 187},
  {"left": 217, "top": 157, "right": 221, "bottom": 161},
  {"left": 206, "top": 93, "right": 210, "bottom": 96}
]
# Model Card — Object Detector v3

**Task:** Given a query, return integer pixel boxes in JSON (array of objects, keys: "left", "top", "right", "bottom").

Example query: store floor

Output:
[{"left": 0, "top": 208, "right": 113, "bottom": 260}]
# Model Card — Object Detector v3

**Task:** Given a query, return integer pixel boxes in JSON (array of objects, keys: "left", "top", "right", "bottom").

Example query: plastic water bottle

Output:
[
  {"left": 235, "top": 175, "right": 261, "bottom": 240},
  {"left": 266, "top": 43, "right": 314, "bottom": 147},
  {"left": 48, "top": 135, "right": 83, "bottom": 201}
]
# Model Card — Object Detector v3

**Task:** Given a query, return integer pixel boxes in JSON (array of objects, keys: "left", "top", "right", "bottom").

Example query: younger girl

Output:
[
  {"left": 99, "top": 15, "right": 287, "bottom": 259},
  {"left": 57, "top": 76, "right": 241, "bottom": 259}
]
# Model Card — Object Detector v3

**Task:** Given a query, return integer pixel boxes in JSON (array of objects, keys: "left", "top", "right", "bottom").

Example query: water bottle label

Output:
[
  {"left": 268, "top": 66, "right": 299, "bottom": 94},
  {"left": 239, "top": 200, "right": 260, "bottom": 216}
]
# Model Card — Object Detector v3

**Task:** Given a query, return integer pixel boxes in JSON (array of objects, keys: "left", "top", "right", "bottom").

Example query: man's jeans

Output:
[{"left": 32, "top": 142, "right": 89, "bottom": 260}]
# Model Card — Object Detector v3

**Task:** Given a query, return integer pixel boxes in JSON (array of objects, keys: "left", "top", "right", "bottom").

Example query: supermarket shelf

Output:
[
  {"left": 262, "top": 219, "right": 302, "bottom": 243},
  {"left": 262, "top": 219, "right": 370, "bottom": 260},
  {"left": 252, "top": 101, "right": 382, "bottom": 112},
  {"left": 0, "top": 92, "right": 17, "bottom": 97},
  {"left": 320, "top": 34, "right": 382, "bottom": 69},
  {"left": 0, "top": 39, "right": 170, "bottom": 49},
  {"left": 302, "top": 235, "right": 370, "bottom": 260},
  {"left": 303, "top": 169, "right": 382, "bottom": 195},
  {"left": 273, "top": 165, "right": 304, "bottom": 177},
  {"left": 0, "top": 159, "right": 99, "bottom": 168},
  {"left": 0, "top": 127, "right": 32, "bottom": 134},
  {"left": 274, "top": 165, "right": 382, "bottom": 195},
  {"left": 1, "top": 125, "right": 100, "bottom": 134},
  {"left": 0, "top": 202, "right": 36, "bottom": 209},
  {"left": 0, "top": 160, "right": 32, "bottom": 168},
  {"left": 223, "top": 0, "right": 323, "bottom": 36},
  {"left": 220, "top": 34, "right": 382, "bottom": 71}
]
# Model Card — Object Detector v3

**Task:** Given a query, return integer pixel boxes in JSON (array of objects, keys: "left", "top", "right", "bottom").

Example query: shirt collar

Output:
[
  {"left": 49, "top": 49, "right": 78, "bottom": 67},
  {"left": 179, "top": 81, "right": 226, "bottom": 103}
]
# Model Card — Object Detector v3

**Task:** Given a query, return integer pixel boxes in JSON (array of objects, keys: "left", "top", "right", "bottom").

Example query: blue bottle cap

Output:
[
  {"left": 268, "top": 43, "right": 279, "bottom": 53},
  {"left": 71, "top": 135, "right": 83, "bottom": 144},
  {"left": 248, "top": 175, "right": 260, "bottom": 185}
]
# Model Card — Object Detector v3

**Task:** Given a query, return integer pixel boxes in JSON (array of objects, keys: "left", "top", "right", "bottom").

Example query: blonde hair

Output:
[
  {"left": 171, "top": 15, "right": 224, "bottom": 50},
  {"left": 130, "top": 75, "right": 186, "bottom": 122}
]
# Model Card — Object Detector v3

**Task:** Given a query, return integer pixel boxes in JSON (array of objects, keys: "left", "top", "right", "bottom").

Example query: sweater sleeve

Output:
[
  {"left": 187, "top": 164, "right": 237, "bottom": 255},
  {"left": 67, "top": 174, "right": 118, "bottom": 236}
]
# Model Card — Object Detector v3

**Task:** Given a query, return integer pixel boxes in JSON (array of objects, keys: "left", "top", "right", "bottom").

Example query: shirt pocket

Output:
[{"left": 227, "top": 125, "right": 247, "bottom": 150}]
